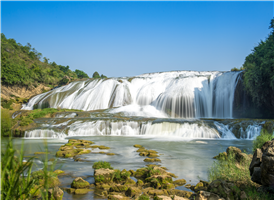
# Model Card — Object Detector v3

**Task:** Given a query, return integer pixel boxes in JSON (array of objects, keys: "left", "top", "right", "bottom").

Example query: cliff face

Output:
[{"left": 1, "top": 84, "right": 51, "bottom": 100}]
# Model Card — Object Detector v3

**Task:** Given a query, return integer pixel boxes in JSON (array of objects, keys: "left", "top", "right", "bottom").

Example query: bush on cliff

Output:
[
  {"left": 243, "top": 18, "right": 274, "bottom": 114},
  {"left": 253, "top": 128, "right": 274, "bottom": 152}
]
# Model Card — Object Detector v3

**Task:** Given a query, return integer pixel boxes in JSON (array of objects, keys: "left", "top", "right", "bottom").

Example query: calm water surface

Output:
[{"left": 3, "top": 136, "right": 253, "bottom": 200}]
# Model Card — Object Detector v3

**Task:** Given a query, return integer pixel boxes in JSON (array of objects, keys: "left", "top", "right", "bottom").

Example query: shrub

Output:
[
  {"left": 19, "top": 118, "right": 33, "bottom": 126},
  {"left": 92, "top": 161, "right": 113, "bottom": 169},
  {"left": 1, "top": 109, "right": 12, "bottom": 136},
  {"left": 139, "top": 194, "right": 150, "bottom": 200},
  {"left": 253, "top": 128, "right": 274, "bottom": 152}
]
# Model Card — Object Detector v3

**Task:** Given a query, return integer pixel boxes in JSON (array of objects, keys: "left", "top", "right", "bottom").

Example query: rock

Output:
[
  {"left": 167, "top": 189, "right": 192, "bottom": 198},
  {"left": 194, "top": 182, "right": 204, "bottom": 191},
  {"left": 195, "top": 190, "right": 223, "bottom": 200},
  {"left": 99, "top": 184, "right": 111, "bottom": 190},
  {"left": 148, "top": 153, "right": 159, "bottom": 158},
  {"left": 147, "top": 189, "right": 166, "bottom": 196},
  {"left": 94, "top": 168, "right": 115, "bottom": 184},
  {"left": 71, "top": 177, "right": 90, "bottom": 189},
  {"left": 134, "top": 144, "right": 143, "bottom": 148},
  {"left": 208, "top": 179, "right": 241, "bottom": 200},
  {"left": 213, "top": 152, "right": 227, "bottom": 160},
  {"left": 124, "top": 177, "right": 136, "bottom": 186},
  {"left": 125, "top": 187, "right": 142, "bottom": 197},
  {"left": 98, "top": 145, "right": 110, "bottom": 149},
  {"left": 148, "top": 150, "right": 158, "bottom": 154},
  {"left": 54, "top": 170, "right": 65, "bottom": 175},
  {"left": 140, "top": 152, "right": 149, "bottom": 156},
  {"left": 107, "top": 153, "right": 116, "bottom": 156},
  {"left": 261, "top": 139, "right": 274, "bottom": 188},
  {"left": 110, "top": 184, "right": 129, "bottom": 192},
  {"left": 129, "top": 169, "right": 135, "bottom": 176},
  {"left": 249, "top": 148, "right": 263, "bottom": 175},
  {"left": 64, "top": 188, "right": 75, "bottom": 194},
  {"left": 135, "top": 168, "right": 148, "bottom": 178},
  {"left": 137, "top": 179, "right": 144, "bottom": 187},
  {"left": 173, "top": 195, "right": 189, "bottom": 200},
  {"left": 48, "top": 187, "right": 64, "bottom": 200},
  {"left": 74, "top": 188, "right": 92, "bottom": 194},
  {"left": 240, "top": 191, "right": 247, "bottom": 200},
  {"left": 137, "top": 148, "right": 148, "bottom": 152},
  {"left": 251, "top": 167, "right": 262, "bottom": 184},
  {"left": 157, "top": 196, "right": 172, "bottom": 200},
  {"left": 144, "top": 158, "right": 161, "bottom": 162},
  {"left": 167, "top": 173, "right": 178, "bottom": 178},
  {"left": 226, "top": 146, "right": 248, "bottom": 162},
  {"left": 108, "top": 194, "right": 130, "bottom": 200}
]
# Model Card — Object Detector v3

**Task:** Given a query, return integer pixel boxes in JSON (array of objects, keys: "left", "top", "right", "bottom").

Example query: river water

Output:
[{"left": 5, "top": 136, "right": 253, "bottom": 199}]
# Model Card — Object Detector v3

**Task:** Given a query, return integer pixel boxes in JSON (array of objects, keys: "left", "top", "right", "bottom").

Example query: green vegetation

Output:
[
  {"left": 242, "top": 18, "right": 274, "bottom": 113},
  {"left": 138, "top": 194, "right": 150, "bottom": 200},
  {"left": 253, "top": 128, "right": 274, "bottom": 151},
  {"left": 231, "top": 67, "right": 244, "bottom": 71},
  {"left": 92, "top": 161, "right": 113, "bottom": 169},
  {"left": 1, "top": 33, "right": 90, "bottom": 87},
  {"left": 93, "top": 71, "right": 107, "bottom": 79},
  {"left": 208, "top": 152, "right": 273, "bottom": 200}
]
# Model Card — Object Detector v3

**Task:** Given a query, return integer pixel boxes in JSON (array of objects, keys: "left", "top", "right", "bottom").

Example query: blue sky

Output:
[{"left": 1, "top": 1, "right": 273, "bottom": 77}]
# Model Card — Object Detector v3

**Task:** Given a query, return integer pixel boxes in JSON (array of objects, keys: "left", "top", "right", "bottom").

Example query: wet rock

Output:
[
  {"left": 167, "top": 189, "right": 192, "bottom": 198},
  {"left": 74, "top": 188, "right": 92, "bottom": 194},
  {"left": 137, "top": 148, "right": 148, "bottom": 152},
  {"left": 173, "top": 195, "right": 189, "bottom": 200},
  {"left": 157, "top": 195, "right": 172, "bottom": 200},
  {"left": 124, "top": 177, "right": 136, "bottom": 186},
  {"left": 208, "top": 179, "right": 241, "bottom": 200},
  {"left": 144, "top": 158, "right": 161, "bottom": 162},
  {"left": 148, "top": 150, "right": 158, "bottom": 154},
  {"left": 110, "top": 184, "right": 129, "bottom": 193},
  {"left": 140, "top": 152, "right": 149, "bottom": 156},
  {"left": 148, "top": 153, "right": 159, "bottom": 158},
  {"left": 129, "top": 169, "right": 135, "bottom": 176},
  {"left": 48, "top": 186, "right": 64, "bottom": 200},
  {"left": 64, "top": 188, "right": 75, "bottom": 194},
  {"left": 125, "top": 186, "right": 142, "bottom": 197},
  {"left": 54, "top": 170, "right": 65, "bottom": 175},
  {"left": 107, "top": 153, "right": 116, "bottom": 156},
  {"left": 108, "top": 194, "right": 130, "bottom": 200},
  {"left": 94, "top": 168, "right": 115, "bottom": 184},
  {"left": 98, "top": 145, "right": 110, "bottom": 150},
  {"left": 137, "top": 179, "right": 144, "bottom": 187},
  {"left": 147, "top": 189, "right": 167, "bottom": 196},
  {"left": 134, "top": 144, "right": 143, "bottom": 148},
  {"left": 135, "top": 168, "right": 148, "bottom": 178},
  {"left": 195, "top": 190, "right": 223, "bottom": 200},
  {"left": 71, "top": 177, "right": 90, "bottom": 189},
  {"left": 251, "top": 167, "right": 261, "bottom": 184},
  {"left": 173, "top": 179, "right": 186, "bottom": 186}
]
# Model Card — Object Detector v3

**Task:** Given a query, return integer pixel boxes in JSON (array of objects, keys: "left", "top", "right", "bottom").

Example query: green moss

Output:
[
  {"left": 138, "top": 195, "right": 150, "bottom": 200},
  {"left": 93, "top": 161, "right": 113, "bottom": 169},
  {"left": 253, "top": 128, "right": 274, "bottom": 151}
]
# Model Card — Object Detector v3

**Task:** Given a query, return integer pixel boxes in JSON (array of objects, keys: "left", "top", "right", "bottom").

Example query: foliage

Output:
[
  {"left": 92, "top": 161, "right": 113, "bottom": 169},
  {"left": 208, "top": 152, "right": 273, "bottom": 200},
  {"left": 1, "top": 98, "right": 14, "bottom": 110},
  {"left": 243, "top": 18, "right": 274, "bottom": 111},
  {"left": 75, "top": 69, "right": 89, "bottom": 79},
  {"left": 138, "top": 194, "right": 150, "bottom": 200},
  {"left": 1, "top": 33, "right": 86, "bottom": 87},
  {"left": 1, "top": 109, "right": 12, "bottom": 136},
  {"left": 253, "top": 128, "right": 274, "bottom": 152},
  {"left": 19, "top": 118, "right": 34, "bottom": 126},
  {"left": 1, "top": 138, "right": 39, "bottom": 199},
  {"left": 231, "top": 67, "right": 244, "bottom": 71},
  {"left": 93, "top": 71, "right": 100, "bottom": 78}
]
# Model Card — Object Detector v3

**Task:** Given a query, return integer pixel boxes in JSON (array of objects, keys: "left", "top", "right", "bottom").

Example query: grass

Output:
[
  {"left": 92, "top": 161, "right": 113, "bottom": 169},
  {"left": 253, "top": 128, "right": 274, "bottom": 152},
  {"left": 208, "top": 152, "right": 273, "bottom": 200}
]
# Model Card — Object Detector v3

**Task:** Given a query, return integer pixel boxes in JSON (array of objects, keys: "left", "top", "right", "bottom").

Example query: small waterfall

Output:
[
  {"left": 24, "top": 129, "right": 67, "bottom": 138},
  {"left": 214, "top": 122, "right": 237, "bottom": 139},
  {"left": 22, "top": 71, "right": 241, "bottom": 119},
  {"left": 240, "top": 125, "right": 262, "bottom": 139}
]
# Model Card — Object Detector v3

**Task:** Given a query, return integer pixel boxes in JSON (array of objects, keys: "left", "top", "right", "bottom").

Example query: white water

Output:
[{"left": 22, "top": 71, "right": 241, "bottom": 119}]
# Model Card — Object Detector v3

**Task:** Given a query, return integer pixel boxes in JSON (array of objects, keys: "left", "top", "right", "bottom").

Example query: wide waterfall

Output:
[{"left": 22, "top": 71, "right": 241, "bottom": 119}]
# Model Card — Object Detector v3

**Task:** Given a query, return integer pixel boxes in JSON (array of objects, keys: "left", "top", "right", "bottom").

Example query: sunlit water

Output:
[{"left": 3, "top": 136, "right": 253, "bottom": 200}]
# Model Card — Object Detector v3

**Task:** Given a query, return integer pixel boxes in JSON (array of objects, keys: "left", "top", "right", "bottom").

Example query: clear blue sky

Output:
[{"left": 1, "top": 1, "right": 273, "bottom": 78}]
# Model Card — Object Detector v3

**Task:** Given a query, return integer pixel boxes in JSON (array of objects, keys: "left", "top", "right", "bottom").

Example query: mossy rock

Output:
[
  {"left": 148, "top": 150, "right": 158, "bottom": 154},
  {"left": 148, "top": 153, "right": 159, "bottom": 158},
  {"left": 90, "top": 145, "right": 100, "bottom": 148},
  {"left": 139, "top": 152, "right": 149, "bottom": 156},
  {"left": 129, "top": 169, "right": 135, "bottom": 176},
  {"left": 144, "top": 158, "right": 161, "bottom": 162},
  {"left": 125, "top": 187, "right": 142, "bottom": 197},
  {"left": 162, "top": 183, "right": 175, "bottom": 189},
  {"left": 110, "top": 185, "right": 129, "bottom": 192},
  {"left": 167, "top": 189, "right": 192, "bottom": 198},
  {"left": 124, "top": 177, "right": 136, "bottom": 186},
  {"left": 39, "top": 176, "right": 60, "bottom": 188},
  {"left": 78, "top": 149, "right": 91, "bottom": 155},
  {"left": 65, "top": 188, "right": 76, "bottom": 193},
  {"left": 29, "top": 185, "right": 41, "bottom": 197},
  {"left": 54, "top": 169, "right": 65, "bottom": 175},
  {"left": 99, "top": 146, "right": 110, "bottom": 149},
  {"left": 137, "top": 179, "right": 144, "bottom": 187},
  {"left": 99, "top": 151, "right": 107, "bottom": 154},
  {"left": 134, "top": 168, "right": 148, "bottom": 178},
  {"left": 107, "top": 153, "right": 116, "bottom": 156},
  {"left": 167, "top": 173, "right": 177, "bottom": 178},
  {"left": 137, "top": 148, "right": 148, "bottom": 152},
  {"left": 173, "top": 179, "right": 186, "bottom": 186},
  {"left": 74, "top": 188, "right": 92, "bottom": 194},
  {"left": 71, "top": 177, "right": 90, "bottom": 189},
  {"left": 134, "top": 144, "right": 143, "bottom": 148},
  {"left": 94, "top": 168, "right": 115, "bottom": 184},
  {"left": 213, "top": 152, "right": 228, "bottom": 160}
]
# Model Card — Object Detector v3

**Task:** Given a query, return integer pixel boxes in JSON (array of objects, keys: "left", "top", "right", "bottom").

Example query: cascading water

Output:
[{"left": 22, "top": 71, "right": 241, "bottom": 119}]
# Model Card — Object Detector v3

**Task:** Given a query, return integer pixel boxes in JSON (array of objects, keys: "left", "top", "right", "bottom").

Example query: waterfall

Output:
[{"left": 22, "top": 71, "right": 241, "bottom": 119}]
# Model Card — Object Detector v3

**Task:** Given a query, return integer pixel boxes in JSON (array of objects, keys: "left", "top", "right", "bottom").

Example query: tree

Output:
[
  {"left": 243, "top": 18, "right": 274, "bottom": 112},
  {"left": 93, "top": 71, "right": 100, "bottom": 78},
  {"left": 43, "top": 57, "right": 49, "bottom": 64},
  {"left": 75, "top": 69, "right": 89, "bottom": 79}
]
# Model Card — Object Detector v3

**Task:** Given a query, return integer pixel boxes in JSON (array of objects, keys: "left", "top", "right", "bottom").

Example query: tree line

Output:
[{"left": 1, "top": 33, "right": 106, "bottom": 88}]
